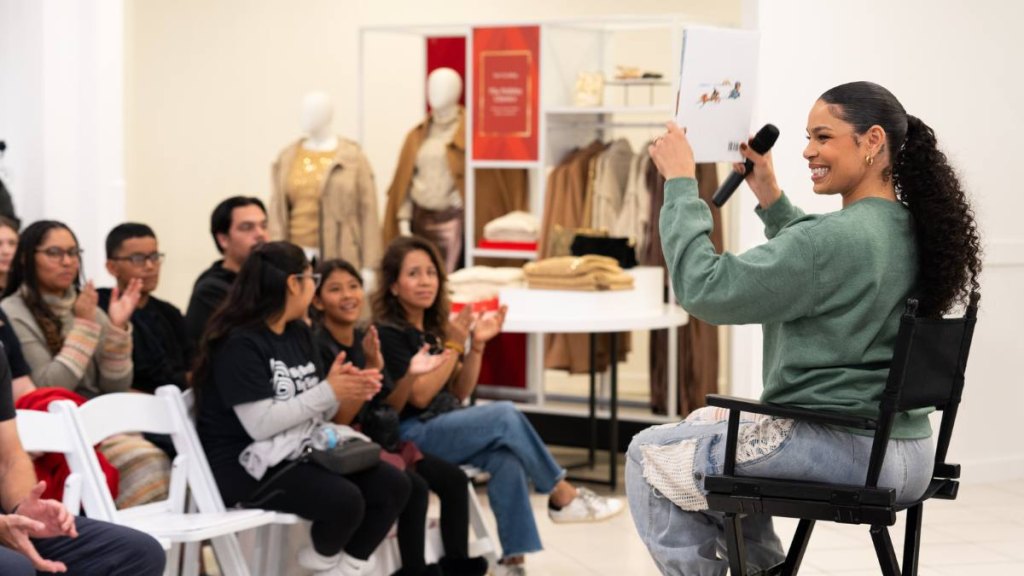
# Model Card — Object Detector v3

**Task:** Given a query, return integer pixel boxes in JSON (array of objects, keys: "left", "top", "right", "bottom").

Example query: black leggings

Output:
[
  {"left": 251, "top": 461, "right": 411, "bottom": 558},
  {"left": 397, "top": 452, "right": 472, "bottom": 571}
]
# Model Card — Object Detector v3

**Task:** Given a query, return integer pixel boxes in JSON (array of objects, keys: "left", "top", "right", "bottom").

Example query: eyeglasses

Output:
[
  {"left": 109, "top": 252, "right": 165, "bottom": 267},
  {"left": 293, "top": 272, "right": 322, "bottom": 288},
  {"left": 36, "top": 247, "right": 83, "bottom": 261}
]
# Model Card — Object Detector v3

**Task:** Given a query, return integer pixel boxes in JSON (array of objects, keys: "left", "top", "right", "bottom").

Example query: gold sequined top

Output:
[{"left": 285, "top": 147, "right": 337, "bottom": 248}]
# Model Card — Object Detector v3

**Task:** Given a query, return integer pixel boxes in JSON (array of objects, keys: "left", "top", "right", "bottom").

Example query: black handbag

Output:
[
  {"left": 418, "top": 390, "right": 463, "bottom": 422},
  {"left": 360, "top": 403, "right": 402, "bottom": 452},
  {"left": 307, "top": 438, "right": 381, "bottom": 476},
  {"left": 241, "top": 437, "right": 381, "bottom": 508},
  {"left": 571, "top": 235, "right": 638, "bottom": 268}
]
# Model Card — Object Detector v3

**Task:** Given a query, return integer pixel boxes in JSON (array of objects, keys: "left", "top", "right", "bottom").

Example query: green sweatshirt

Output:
[{"left": 661, "top": 177, "right": 930, "bottom": 439}]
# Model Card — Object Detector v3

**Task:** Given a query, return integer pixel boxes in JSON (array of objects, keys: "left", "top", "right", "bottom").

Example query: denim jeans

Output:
[
  {"left": 400, "top": 401, "right": 567, "bottom": 557},
  {"left": 625, "top": 412, "right": 934, "bottom": 576}
]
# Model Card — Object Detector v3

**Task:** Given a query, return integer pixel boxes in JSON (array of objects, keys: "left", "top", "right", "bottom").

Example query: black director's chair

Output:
[{"left": 704, "top": 293, "right": 979, "bottom": 575}]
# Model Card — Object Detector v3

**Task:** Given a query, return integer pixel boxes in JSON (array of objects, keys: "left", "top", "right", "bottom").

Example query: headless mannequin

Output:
[{"left": 397, "top": 68, "right": 464, "bottom": 272}]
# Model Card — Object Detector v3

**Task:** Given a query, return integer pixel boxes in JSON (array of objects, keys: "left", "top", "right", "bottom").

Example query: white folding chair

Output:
[
  {"left": 15, "top": 407, "right": 172, "bottom": 551},
  {"left": 168, "top": 386, "right": 300, "bottom": 575},
  {"left": 461, "top": 465, "right": 500, "bottom": 569},
  {"left": 54, "top": 388, "right": 295, "bottom": 576},
  {"left": 16, "top": 408, "right": 86, "bottom": 515}
]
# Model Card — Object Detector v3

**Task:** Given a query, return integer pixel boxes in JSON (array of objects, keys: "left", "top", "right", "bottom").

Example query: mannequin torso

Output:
[{"left": 269, "top": 91, "right": 382, "bottom": 281}]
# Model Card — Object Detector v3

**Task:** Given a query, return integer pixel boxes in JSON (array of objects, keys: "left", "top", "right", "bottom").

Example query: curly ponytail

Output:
[
  {"left": 820, "top": 82, "right": 982, "bottom": 316},
  {"left": 891, "top": 115, "right": 982, "bottom": 316}
]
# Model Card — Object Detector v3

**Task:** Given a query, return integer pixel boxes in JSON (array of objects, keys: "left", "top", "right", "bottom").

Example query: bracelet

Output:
[
  {"left": 470, "top": 342, "right": 486, "bottom": 355},
  {"left": 444, "top": 340, "right": 465, "bottom": 355}
]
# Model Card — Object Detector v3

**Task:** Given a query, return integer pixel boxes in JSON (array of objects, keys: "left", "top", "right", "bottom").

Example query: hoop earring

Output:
[{"left": 865, "top": 154, "right": 874, "bottom": 166}]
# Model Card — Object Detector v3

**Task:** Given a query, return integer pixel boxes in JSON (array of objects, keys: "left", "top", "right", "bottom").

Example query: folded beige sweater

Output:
[{"left": 523, "top": 256, "right": 633, "bottom": 291}]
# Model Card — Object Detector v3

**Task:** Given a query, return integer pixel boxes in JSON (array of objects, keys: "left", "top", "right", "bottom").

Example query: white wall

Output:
[
  {"left": 733, "top": 0, "right": 1024, "bottom": 481},
  {"left": 124, "top": 0, "right": 741, "bottom": 310},
  {"left": 0, "top": 0, "right": 124, "bottom": 281}
]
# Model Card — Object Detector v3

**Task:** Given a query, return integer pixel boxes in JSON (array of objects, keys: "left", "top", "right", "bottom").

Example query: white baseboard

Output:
[{"left": 957, "top": 455, "right": 1024, "bottom": 483}]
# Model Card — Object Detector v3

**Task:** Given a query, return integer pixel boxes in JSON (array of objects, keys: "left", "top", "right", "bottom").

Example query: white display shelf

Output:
[
  {"left": 604, "top": 79, "right": 671, "bottom": 86},
  {"left": 471, "top": 247, "right": 538, "bottom": 260},
  {"left": 546, "top": 105, "right": 674, "bottom": 115}
]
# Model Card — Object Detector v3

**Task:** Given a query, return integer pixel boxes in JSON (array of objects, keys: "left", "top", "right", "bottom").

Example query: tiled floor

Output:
[{"left": 472, "top": 462, "right": 1024, "bottom": 575}]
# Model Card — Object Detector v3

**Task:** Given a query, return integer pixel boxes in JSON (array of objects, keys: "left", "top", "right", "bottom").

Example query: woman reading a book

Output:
[{"left": 627, "top": 81, "right": 982, "bottom": 574}]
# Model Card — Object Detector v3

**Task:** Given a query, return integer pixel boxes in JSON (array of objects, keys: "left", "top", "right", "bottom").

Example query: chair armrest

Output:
[{"left": 705, "top": 394, "right": 877, "bottom": 430}]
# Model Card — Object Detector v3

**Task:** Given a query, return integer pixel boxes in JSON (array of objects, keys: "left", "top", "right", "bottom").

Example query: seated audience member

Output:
[
  {"left": 1, "top": 220, "right": 169, "bottom": 509},
  {"left": 184, "top": 196, "right": 268, "bottom": 348},
  {"left": 0, "top": 348, "right": 166, "bottom": 575},
  {"left": 1, "top": 221, "right": 140, "bottom": 398},
  {"left": 0, "top": 216, "right": 17, "bottom": 293},
  {"left": 194, "top": 241, "right": 408, "bottom": 576},
  {"left": 374, "top": 236, "right": 623, "bottom": 575},
  {"left": 312, "top": 259, "right": 487, "bottom": 576},
  {"left": 0, "top": 308, "right": 34, "bottom": 402},
  {"left": 627, "top": 81, "right": 983, "bottom": 574},
  {"left": 100, "top": 223, "right": 189, "bottom": 393}
]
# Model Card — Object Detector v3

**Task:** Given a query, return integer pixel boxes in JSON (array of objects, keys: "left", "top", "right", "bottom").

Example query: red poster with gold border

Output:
[{"left": 472, "top": 26, "right": 539, "bottom": 161}]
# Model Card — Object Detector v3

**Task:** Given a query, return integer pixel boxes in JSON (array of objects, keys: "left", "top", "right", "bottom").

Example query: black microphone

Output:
[{"left": 711, "top": 124, "right": 780, "bottom": 207}]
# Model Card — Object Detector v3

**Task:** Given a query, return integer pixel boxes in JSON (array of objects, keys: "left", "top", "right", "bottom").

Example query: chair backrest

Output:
[
  {"left": 156, "top": 385, "right": 232, "bottom": 514},
  {"left": 20, "top": 401, "right": 123, "bottom": 520},
  {"left": 866, "top": 293, "right": 980, "bottom": 486},
  {"left": 15, "top": 407, "right": 86, "bottom": 514},
  {"left": 74, "top": 392, "right": 180, "bottom": 441}
]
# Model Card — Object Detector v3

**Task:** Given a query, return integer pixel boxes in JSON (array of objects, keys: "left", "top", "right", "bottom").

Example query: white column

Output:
[{"left": 0, "top": 0, "right": 124, "bottom": 282}]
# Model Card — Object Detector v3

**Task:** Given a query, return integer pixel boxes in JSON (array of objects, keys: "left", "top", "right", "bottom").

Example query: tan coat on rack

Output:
[
  {"left": 382, "top": 107, "right": 530, "bottom": 261},
  {"left": 269, "top": 138, "right": 382, "bottom": 270}
]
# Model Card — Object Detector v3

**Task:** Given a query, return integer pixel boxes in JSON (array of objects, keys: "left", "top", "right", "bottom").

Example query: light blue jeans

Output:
[
  {"left": 400, "top": 401, "right": 567, "bottom": 557},
  {"left": 626, "top": 414, "right": 934, "bottom": 576}
]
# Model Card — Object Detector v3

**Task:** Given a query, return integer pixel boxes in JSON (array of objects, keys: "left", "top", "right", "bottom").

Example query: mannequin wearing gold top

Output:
[
  {"left": 269, "top": 91, "right": 381, "bottom": 281},
  {"left": 383, "top": 68, "right": 466, "bottom": 273}
]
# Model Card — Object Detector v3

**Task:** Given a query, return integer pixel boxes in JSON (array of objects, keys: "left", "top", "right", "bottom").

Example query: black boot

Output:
[{"left": 439, "top": 556, "right": 489, "bottom": 576}]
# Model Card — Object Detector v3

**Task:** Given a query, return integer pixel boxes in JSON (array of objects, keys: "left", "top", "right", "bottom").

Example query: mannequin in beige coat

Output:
[{"left": 269, "top": 91, "right": 381, "bottom": 285}]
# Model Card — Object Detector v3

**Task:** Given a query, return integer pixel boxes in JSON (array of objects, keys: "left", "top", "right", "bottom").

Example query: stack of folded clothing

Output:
[
  {"left": 523, "top": 255, "right": 634, "bottom": 291},
  {"left": 480, "top": 211, "right": 540, "bottom": 249},
  {"left": 448, "top": 266, "right": 525, "bottom": 310}
]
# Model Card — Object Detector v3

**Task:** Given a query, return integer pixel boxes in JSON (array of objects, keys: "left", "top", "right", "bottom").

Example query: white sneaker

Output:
[
  {"left": 299, "top": 547, "right": 340, "bottom": 572},
  {"left": 335, "top": 553, "right": 375, "bottom": 576},
  {"left": 547, "top": 486, "right": 624, "bottom": 524},
  {"left": 494, "top": 562, "right": 527, "bottom": 576}
]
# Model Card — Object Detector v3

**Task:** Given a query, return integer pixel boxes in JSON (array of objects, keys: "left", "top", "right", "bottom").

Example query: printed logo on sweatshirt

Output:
[{"left": 270, "top": 359, "right": 320, "bottom": 401}]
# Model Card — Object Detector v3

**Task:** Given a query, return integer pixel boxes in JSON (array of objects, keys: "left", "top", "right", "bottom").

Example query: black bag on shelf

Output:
[{"left": 570, "top": 234, "right": 638, "bottom": 268}]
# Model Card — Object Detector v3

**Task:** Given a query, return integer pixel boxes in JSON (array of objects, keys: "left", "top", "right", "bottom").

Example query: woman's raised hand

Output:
[
  {"left": 446, "top": 306, "right": 473, "bottom": 346},
  {"left": 326, "top": 351, "right": 382, "bottom": 402},
  {"left": 649, "top": 122, "right": 696, "bottom": 181},
  {"left": 73, "top": 280, "right": 99, "bottom": 323},
  {"left": 735, "top": 137, "right": 782, "bottom": 209},
  {"left": 407, "top": 344, "right": 452, "bottom": 376},
  {"left": 106, "top": 278, "right": 143, "bottom": 330},
  {"left": 472, "top": 305, "right": 507, "bottom": 345}
]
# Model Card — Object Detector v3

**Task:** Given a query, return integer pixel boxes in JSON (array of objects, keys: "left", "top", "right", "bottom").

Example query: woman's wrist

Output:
[
  {"left": 444, "top": 340, "right": 465, "bottom": 355},
  {"left": 469, "top": 341, "right": 486, "bottom": 355}
]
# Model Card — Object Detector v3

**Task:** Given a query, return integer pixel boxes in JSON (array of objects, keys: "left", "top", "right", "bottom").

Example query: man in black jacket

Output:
[{"left": 184, "top": 197, "right": 268, "bottom": 348}]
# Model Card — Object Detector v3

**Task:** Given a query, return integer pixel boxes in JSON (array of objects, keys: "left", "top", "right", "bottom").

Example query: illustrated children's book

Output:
[{"left": 675, "top": 26, "right": 760, "bottom": 163}]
